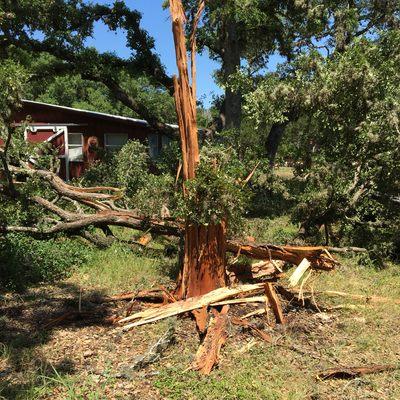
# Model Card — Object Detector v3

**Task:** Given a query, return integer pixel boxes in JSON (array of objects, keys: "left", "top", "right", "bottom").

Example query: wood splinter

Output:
[
  {"left": 192, "top": 306, "right": 229, "bottom": 375},
  {"left": 264, "top": 283, "right": 286, "bottom": 324}
]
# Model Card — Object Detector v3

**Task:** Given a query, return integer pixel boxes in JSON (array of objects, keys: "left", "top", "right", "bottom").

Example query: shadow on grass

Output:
[{"left": 0, "top": 282, "right": 118, "bottom": 398}]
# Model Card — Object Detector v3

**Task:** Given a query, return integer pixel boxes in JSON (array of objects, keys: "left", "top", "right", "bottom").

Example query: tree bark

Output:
[
  {"left": 222, "top": 18, "right": 242, "bottom": 130},
  {"left": 265, "top": 122, "right": 288, "bottom": 167},
  {"left": 176, "top": 222, "right": 227, "bottom": 299}
]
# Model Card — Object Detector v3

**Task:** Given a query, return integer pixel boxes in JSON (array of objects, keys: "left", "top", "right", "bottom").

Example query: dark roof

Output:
[{"left": 22, "top": 100, "right": 178, "bottom": 129}]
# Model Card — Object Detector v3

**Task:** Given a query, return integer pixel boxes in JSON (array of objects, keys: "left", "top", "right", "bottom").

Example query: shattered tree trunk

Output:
[{"left": 170, "top": 0, "right": 227, "bottom": 312}]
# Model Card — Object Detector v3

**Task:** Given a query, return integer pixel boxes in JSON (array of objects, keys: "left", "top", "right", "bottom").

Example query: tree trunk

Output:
[
  {"left": 222, "top": 18, "right": 241, "bottom": 130},
  {"left": 265, "top": 122, "right": 287, "bottom": 167},
  {"left": 176, "top": 222, "right": 227, "bottom": 300}
]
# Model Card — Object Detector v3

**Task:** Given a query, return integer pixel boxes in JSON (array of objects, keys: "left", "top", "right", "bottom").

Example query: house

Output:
[{"left": 12, "top": 100, "right": 176, "bottom": 181}]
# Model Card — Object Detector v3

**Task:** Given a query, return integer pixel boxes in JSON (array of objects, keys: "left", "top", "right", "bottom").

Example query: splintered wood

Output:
[
  {"left": 192, "top": 306, "right": 229, "bottom": 375},
  {"left": 264, "top": 283, "right": 285, "bottom": 324},
  {"left": 118, "top": 284, "right": 264, "bottom": 331}
]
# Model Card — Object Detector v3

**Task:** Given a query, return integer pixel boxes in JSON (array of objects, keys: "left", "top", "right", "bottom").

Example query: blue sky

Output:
[{"left": 85, "top": 0, "right": 223, "bottom": 107}]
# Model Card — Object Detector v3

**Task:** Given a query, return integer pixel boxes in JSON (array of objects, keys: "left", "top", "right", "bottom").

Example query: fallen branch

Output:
[
  {"left": 10, "top": 165, "right": 123, "bottom": 202},
  {"left": 226, "top": 241, "right": 337, "bottom": 271},
  {"left": 317, "top": 364, "right": 398, "bottom": 380},
  {"left": 100, "top": 289, "right": 166, "bottom": 303},
  {"left": 120, "top": 323, "right": 176, "bottom": 375},
  {"left": 118, "top": 283, "right": 265, "bottom": 331},
  {"left": 326, "top": 246, "right": 368, "bottom": 254}
]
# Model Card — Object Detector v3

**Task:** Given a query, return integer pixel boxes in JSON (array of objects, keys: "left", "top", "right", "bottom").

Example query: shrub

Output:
[{"left": 0, "top": 234, "right": 90, "bottom": 291}]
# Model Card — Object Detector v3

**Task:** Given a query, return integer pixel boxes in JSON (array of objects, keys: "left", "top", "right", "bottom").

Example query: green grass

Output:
[
  {"left": 72, "top": 240, "right": 177, "bottom": 294},
  {"left": 243, "top": 216, "right": 299, "bottom": 244}
]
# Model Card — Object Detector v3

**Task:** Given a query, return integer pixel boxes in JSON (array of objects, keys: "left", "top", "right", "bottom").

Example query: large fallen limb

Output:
[
  {"left": 118, "top": 283, "right": 265, "bottom": 331},
  {"left": 226, "top": 240, "right": 337, "bottom": 271},
  {"left": 192, "top": 306, "right": 228, "bottom": 375},
  {"left": 4, "top": 167, "right": 339, "bottom": 272},
  {"left": 10, "top": 165, "right": 123, "bottom": 202}
]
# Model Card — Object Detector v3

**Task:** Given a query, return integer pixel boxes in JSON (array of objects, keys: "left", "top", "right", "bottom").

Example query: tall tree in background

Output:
[
  {"left": 0, "top": 0, "right": 174, "bottom": 129},
  {"left": 188, "top": 0, "right": 399, "bottom": 163}
]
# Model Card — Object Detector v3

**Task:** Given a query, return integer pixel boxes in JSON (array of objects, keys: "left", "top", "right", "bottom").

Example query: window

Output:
[
  {"left": 148, "top": 134, "right": 171, "bottom": 159},
  {"left": 161, "top": 135, "right": 171, "bottom": 148},
  {"left": 68, "top": 133, "right": 83, "bottom": 162},
  {"left": 148, "top": 133, "right": 159, "bottom": 158},
  {"left": 104, "top": 133, "right": 128, "bottom": 152}
]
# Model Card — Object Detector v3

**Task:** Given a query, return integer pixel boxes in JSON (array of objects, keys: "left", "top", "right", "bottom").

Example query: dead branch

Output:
[
  {"left": 9, "top": 165, "right": 123, "bottom": 203},
  {"left": 264, "top": 283, "right": 285, "bottom": 324},
  {"left": 121, "top": 323, "right": 176, "bottom": 373},
  {"left": 296, "top": 289, "right": 400, "bottom": 305},
  {"left": 326, "top": 246, "right": 368, "bottom": 254},
  {"left": 231, "top": 317, "right": 272, "bottom": 342},
  {"left": 317, "top": 364, "right": 398, "bottom": 380}
]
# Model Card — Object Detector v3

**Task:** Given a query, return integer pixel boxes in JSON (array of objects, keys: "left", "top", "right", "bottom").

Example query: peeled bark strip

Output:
[
  {"left": 265, "top": 283, "right": 286, "bottom": 324},
  {"left": 193, "top": 306, "right": 229, "bottom": 375},
  {"left": 118, "top": 283, "right": 264, "bottom": 331}
]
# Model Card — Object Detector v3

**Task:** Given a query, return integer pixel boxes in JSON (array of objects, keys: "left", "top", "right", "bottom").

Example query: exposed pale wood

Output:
[
  {"left": 211, "top": 296, "right": 266, "bottom": 306},
  {"left": 118, "top": 283, "right": 264, "bottom": 331},
  {"left": 265, "top": 283, "right": 286, "bottom": 324},
  {"left": 241, "top": 308, "right": 266, "bottom": 319},
  {"left": 317, "top": 365, "right": 398, "bottom": 380},
  {"left": 192, "top": 305, "right": 229, "bottom": 375},
  {"left": 289, "top": 258, "right": 311, "bottom": 287}
]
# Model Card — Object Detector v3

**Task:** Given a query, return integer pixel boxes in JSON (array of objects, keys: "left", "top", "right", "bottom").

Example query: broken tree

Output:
[{"left": 169, "top": 0, "right": 227, "bottom": 311}]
